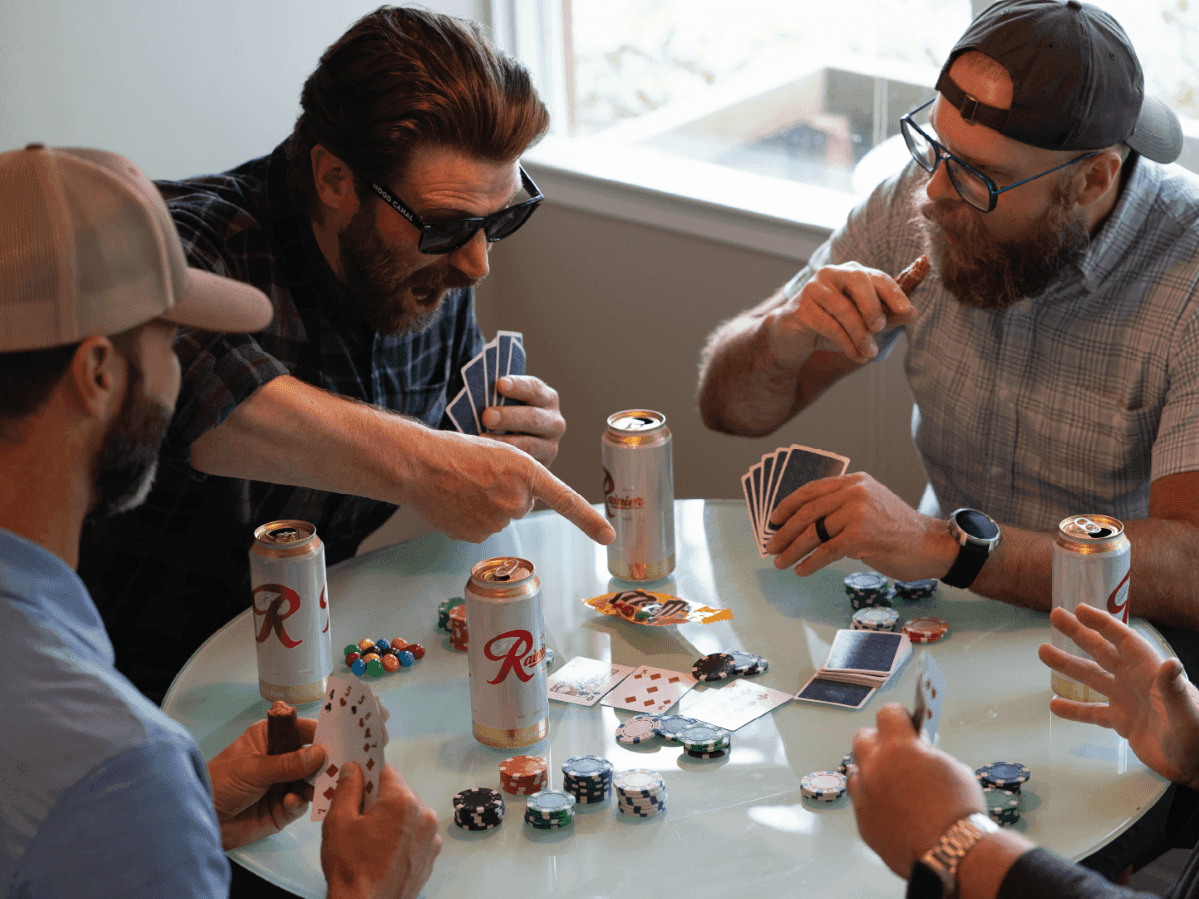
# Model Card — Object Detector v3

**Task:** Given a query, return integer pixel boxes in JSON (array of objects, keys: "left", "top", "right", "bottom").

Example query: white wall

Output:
[{"left": 0, "top": 0, "right": 483, "bottom": 179}]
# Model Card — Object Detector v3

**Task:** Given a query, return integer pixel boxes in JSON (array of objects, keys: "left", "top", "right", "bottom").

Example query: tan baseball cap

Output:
[{"left": 0, "top": 143, "right": 273, "bottom": 353}]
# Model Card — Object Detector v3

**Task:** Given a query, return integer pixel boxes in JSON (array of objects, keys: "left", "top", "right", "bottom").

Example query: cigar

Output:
[{"left": 895, "top": 254, "right": 930, "bottom": 296}]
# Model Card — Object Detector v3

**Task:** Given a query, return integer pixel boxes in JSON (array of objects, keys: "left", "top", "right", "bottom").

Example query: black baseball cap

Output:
[{"left": 935, "top": 0, "right": 1183, "bottom": 163}]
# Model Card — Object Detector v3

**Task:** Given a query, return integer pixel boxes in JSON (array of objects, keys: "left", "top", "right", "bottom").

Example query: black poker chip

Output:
[
  {"left": 453, "top": 787, "right": 504, "bottom": 812},
  {"left": 691, "top": 652, "right": 738, "bottom": 682}
]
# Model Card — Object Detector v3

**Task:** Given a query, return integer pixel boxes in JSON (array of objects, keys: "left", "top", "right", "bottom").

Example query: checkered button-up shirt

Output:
[
  {"left": 78, "top": 143, "right": 483, "bottom": 702},
  {"left": 787, "top": 156, "right": 1199, "bottom": 532}
]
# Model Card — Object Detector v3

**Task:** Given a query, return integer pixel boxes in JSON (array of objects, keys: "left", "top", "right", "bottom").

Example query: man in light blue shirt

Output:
[{"left": 0, "top": 144, "right": 441, "bottom": 899}]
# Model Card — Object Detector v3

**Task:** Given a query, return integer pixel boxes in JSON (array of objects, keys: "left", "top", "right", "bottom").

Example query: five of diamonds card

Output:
[{"left": 742, "top": 444, "right": 849, "bottom": 556}]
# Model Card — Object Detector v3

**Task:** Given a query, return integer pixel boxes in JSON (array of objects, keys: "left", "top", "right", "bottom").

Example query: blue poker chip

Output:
[
  {"left": 526, "top": 790, "right": 576, "bottom": 817},
  {"left": 562, "top": 756, "right": 614, "bottom": 779},
  {"left": 976, "top": 762, "right": 1031, "bottom": 791},
  {"left": 616, "top": 715, "right": 662, "bottom": 745},
  {"left": 852, "top": 606, "right": 899, "bottom": 631},
  {"left": 656, "top": 715, "right": 701, "bottom": 741},
  {"left": 844, "top": 572, "right": 888, "bottom": 592},
  {"left": 894, "top": 578, "right": 938, "bottom": 600},
  {"left": 728, "top": 650, "right": 769, "bottom": 675}
]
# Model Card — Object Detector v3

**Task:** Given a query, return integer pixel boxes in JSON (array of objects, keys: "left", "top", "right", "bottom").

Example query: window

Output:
[{"left": 496, "top": 0, "right": 1198, "bottom": 246}]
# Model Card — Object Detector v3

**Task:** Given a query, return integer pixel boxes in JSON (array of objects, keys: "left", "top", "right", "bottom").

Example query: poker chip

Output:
[
  {"left": 525, "top": 790, "right": 577, "bottom": 827},
  {"left": 545, "top": 647, "right": 555, "bottom": 666},
  {"left": 613, "top": 769, "right": 666, "bottom": 799},
  {"left": 616, "top": 714, "right": 662, "bottom": 745},
  {"left": 437, "top": 596, "right": 464, "bottom": 632},
  {"left": 894, "top": 578, "right": 938, "bottom": 601},
  {"left": 976, "top": 762, "right": 1031, "bottom": 793},
  {"left": 851, "top": 607, "right": 899, "bottom": 631},
  {"left": 499, "top": 755, "right": 548, "bottom": 795},
  {"left": 801, "top": 770, "right": 847, "bottom": 802},
  {"left": 656, "top": 715, "right": 702, "bottom": 742},
  {"left": 728, "top": 650, "right": 769, "bottom": 675},
  {"left": 677, "top": 723, "right": 731, "bottom": 753},
  {"left": 983, "top": 786, "right": 1021, "bottom": 825},
  {"left": 683, "top": 748, "right": 728, "bottom": 759},
  {"left": 839, "top": 752, "right": 854, "bottom": 775},
  {"left": 901, "top": 617, "right": 950, "bottom": 644},
  {"left": 691, "top": 652, "right": 737, "bottom": 682},
  {"left": 449, "top": 604, "right": 469, "bottom": 651},
  {"left": 453, "top": 787, "right": 504, "bottom": 813},
  {"left": 562, "top": 756, "right": 613, "bottom": 781}
]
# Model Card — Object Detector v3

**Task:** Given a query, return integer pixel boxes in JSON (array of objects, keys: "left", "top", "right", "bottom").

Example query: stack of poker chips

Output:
[
  {"left": 499, "top": 755, "right": 548, "bottom": 795},
  {"left": 901, "top": 617, "right": 950, "bottom": 644},
  {"left": 437, "top": 596, "right": 464, "bottom": 632},
  {"left": 801, "top": 770, "right": 848, "bottom": 802},
  {"left": 691, "top": 652, "right": 738, "bottom": 682},
  {"left": 344, "top": 638, "right": 424, "bottom": 676},
  {"left": 452, "top": 787, "right": 505, "bottom": 831},
  {"left": 616, "top": 714, "right": 662, "bottom": 746},
  {"left": 894, "top": 578, "right": 938, "bottom": 602},
  {"left": 851, "top": 607, "right": 899, "bottom": 632},
  {"left": 677, "top": 723, "right": 732, "bottom": 759},
  {"left": 655, "top": 714, "right": 702, "bottom": 742},
  {"left": 524, "top": 790, "right": 576, "bottom": 830},
  {"left": 728, "top": 649, "right": 769, "bottom": 675},
  {"left": 614, "top": 769, "right": 667, "bottom": 818},
  {"left": 838, "top": 752, "right": 854, "bottom": 775},
  {"left": 562, "top": 756, "right": 614, "bottom": 803},
  {"left": 976, "top": 762, "right": 1030, "bottom": 826},
  {"left": 845, "top": 572, "right": 893, "bottom": 610},
  {"left": 448, "top": 604, "right": 468, "bottom": 651}
]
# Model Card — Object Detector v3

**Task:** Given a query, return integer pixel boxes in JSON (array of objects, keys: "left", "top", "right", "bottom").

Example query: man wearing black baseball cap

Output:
[{"left": 700, "top": 7, "right": 1198, "bottom": 682}]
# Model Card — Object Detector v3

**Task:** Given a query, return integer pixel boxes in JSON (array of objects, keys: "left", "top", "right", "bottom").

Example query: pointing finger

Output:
[{"left": 531, "top": 466, "right": 615, "bottom": 545}]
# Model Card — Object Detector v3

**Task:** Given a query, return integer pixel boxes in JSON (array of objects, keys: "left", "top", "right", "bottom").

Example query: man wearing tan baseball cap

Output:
[{"left": 0, "top": 144, "right": 441, "bottom": 899}]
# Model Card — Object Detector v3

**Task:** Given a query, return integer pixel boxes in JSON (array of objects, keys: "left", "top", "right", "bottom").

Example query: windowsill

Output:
[{"left": 524, "top": 134, "right": 851, "bottom": 262}]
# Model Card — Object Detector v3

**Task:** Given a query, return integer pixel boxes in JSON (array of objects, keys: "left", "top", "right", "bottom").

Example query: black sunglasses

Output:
[
  {"left": 368, "top": 166, "right": 544, "bottom": 255},
  {"left": 900, "top": 98, "right": 1098, "bottom": 212}
]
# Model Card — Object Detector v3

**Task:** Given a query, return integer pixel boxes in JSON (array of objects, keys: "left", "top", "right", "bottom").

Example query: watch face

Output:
[{"left": 955, "top": 509, "right": 999, "bottom": 542}]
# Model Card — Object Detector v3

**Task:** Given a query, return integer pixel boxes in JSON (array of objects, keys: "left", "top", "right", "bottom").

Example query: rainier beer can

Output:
[
  {"left": 465, "top": 557, "right": 548, "bottom": 748},
  {"left": 249, "top": 520, "right": 332, "bottom": 704},
  {"left": 1051, "top": 514, "right": 1131, "bottom": 702},
  {"left": 602, "top": 409, "right": 675, "bottom": 581}
]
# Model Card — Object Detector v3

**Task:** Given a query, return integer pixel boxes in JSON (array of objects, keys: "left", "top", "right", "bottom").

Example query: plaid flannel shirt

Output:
[
  {"left": 78, "top": 143, "right": 483, "bottom": 702},
  {"left": 784, "top": 156, "right": 1199, "bottom": 533}
]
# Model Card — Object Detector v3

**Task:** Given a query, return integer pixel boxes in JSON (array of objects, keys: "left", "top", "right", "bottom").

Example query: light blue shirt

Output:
[
  {"left": 0, "top": 528, "right": 229, "bottom": 898},
  {"left": 788, "top": 156, "right": 1199, "bottom": 530}
]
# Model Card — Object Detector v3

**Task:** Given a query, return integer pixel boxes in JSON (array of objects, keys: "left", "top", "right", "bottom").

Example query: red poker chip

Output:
[{"left": 902, "top": 617, "right": 949, "bottom": 643}]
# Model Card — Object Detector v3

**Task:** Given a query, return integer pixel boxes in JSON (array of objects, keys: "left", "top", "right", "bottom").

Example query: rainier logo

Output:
[
  {"left": 1107, "top": 570, "right": 1131, "bottom": 623},
  {"left": 252, "top": 583, "right": 303, "bottom": 648},
  {"left": 484, "top": 629, "right": 543, "bottom": 683},
  {"left": 602, "top": 466, "right": 643, "bottom": 519}
]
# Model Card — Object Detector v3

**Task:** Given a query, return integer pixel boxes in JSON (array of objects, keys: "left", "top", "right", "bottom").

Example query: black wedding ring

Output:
[{"left": 814, "top": 517, "right": 831, "bottom": 543}]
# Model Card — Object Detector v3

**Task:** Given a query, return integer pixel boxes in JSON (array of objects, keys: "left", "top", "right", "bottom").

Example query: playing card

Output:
[
  {"left": 912, "top": 651, "right": 946, "bottom": 743},
  {"left": 686, "top": 679, "right": 793, "bottom": 731},
  {"left": 824, "top": 630, "right": 912, "bottom": 682},
  {"left": 460, "top": 352, "right": 489, "bottom": 429},
  {"left": 794, "top": 674, "right": 876, "bottom": 709},
  {"left": 483, "top": 339, "right": 500, "bottom": 409},
  {"left": 763, "top": 444, "right": 850, "bottom": 540},
  {"left": 547, "top": 657, "right": 634, "bottom": 706},
  {"left": 446, "top": 385, "right": 480, "bottom": 436},
  {"left": 502, "top": 339, "right": 526, "bottom": 406},
  {"left": 601, "top": 664, "right": 698, "bottom": 714},
  {"left": 310, "top": 675, "right": 386, "bottom": 821}
]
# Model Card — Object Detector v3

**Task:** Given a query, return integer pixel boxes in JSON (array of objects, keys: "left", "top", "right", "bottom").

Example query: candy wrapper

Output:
[{"left": 582, "top": 589, "right": 733, "bottom": 626}]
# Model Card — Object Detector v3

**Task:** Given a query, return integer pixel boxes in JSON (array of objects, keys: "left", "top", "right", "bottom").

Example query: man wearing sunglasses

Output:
[
  {"left": 699, "top": 0, "right": 1198, "bottom": 652},
  {"left": 76, "top": 5, "right": 614, "bottom": 722}
]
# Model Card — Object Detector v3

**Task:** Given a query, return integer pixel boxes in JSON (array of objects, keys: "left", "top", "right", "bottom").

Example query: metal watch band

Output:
[{"left": 908, "top": 812, "right": 1001, "bottom": 899}]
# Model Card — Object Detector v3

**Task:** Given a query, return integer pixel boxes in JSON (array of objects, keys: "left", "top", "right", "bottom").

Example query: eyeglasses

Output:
[
  {"left": 369, "top": 166, "right": 544, "bottom": 255},
  {"left": 900, "top": 98, "right": 1099, "bottom": 213}
]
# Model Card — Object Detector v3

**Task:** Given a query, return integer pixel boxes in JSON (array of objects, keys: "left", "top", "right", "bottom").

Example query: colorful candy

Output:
[{"left": 342, "top": 636, "right": 425, "bottom": 677}]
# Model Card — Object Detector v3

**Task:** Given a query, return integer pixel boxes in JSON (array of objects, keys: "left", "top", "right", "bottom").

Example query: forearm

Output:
[
  {"left": 970, "top": 518, "right": 1199, "bottom": 630},
  {"left": 188, "top": 375, "right": 435, "bottom": 505}
]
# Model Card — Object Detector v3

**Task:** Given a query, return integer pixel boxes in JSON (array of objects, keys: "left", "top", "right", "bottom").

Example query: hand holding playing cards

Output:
[
  {"left": 769, "top": 261, "right": 919, "bottom": 367},
  {"left": 207, "top": 717, "right": 324, "bottom": 850},
  {"left": 848, "top": 704, "right": 993, "bottom": 877},
  {"left": 1039, "top": 605, "right": 1199, "bottom": 791},
  {"left": 765, "top": 471, "right": 956, "bottom": 580},
  {"left": 321, "top": 762, "right": 442, "bottom": 899},
  {"left": 480, "top": 374, "right": 566, "bottom": 467}
]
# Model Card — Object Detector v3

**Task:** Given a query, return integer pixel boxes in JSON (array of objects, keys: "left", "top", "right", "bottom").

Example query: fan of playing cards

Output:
[
  {"left": 446, "top": 330, "right": 526, "bottom": 436},
  {"left": 582, "top": 589, "right": 733, "bottom": 626},
  {"left": 743, "top": 444, "right": 850, "bottom": 556}
]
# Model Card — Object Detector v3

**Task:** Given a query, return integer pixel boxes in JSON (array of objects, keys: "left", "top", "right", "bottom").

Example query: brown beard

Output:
[
  {"left": 914, "top": 179, "right": 1090, "bottom": 311},
  {"left": 339, "top": 201, "right": 477, "bottom": 336},
  {"left": 89, "top": 363, "right": 172, "bottom": 519}
]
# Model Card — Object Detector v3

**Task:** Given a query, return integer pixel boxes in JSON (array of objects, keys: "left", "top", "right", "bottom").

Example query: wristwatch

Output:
[
  {"left": 941, "top": 508, "right": 1000, "bottom": 590},
  {"left": 907, "top": 812, "right": 1000, "bottom": 899}
]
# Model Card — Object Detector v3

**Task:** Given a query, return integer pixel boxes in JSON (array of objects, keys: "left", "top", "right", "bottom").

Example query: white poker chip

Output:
[{"left": 801, "top": 770, "right": 847, "bottom": 801}]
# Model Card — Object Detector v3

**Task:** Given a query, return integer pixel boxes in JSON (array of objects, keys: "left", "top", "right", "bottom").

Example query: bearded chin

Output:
[{"left": 915, "top": 184, "right": 1090, "bottom": 311}]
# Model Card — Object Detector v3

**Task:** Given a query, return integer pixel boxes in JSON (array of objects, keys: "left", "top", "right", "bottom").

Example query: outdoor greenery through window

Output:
[{"left": 553, "top": 0, "right": 1197, "bottom": 194}]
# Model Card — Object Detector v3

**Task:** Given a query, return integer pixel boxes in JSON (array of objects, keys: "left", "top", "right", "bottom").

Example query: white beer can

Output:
[
  {"left": 465, "top": 557, "right": 548, "bottom": 748},
  {"left": 249, "top": 519, "right": 332, "bottom": 704},
  {"left": 602, "top": 409, "right": 675, "bottom": 581},
  {"left": 1050, "top": 514, "right": 1131, "bottom": 702}
]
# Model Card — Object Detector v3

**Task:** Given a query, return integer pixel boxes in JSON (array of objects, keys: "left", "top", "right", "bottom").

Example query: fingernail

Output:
[
  {"left": 498, "top": 377, "right": 509, "bottom": 391},
  {"left": 864, "top": 342, "right": 878, "bottom": 358},
  {"left": 482, "top": 409, "right": 498, "bottom": 426},
  {"left": 871, "top": 316, "right": 886, "bottom": 330},
  {"left": 302, "top": 746, "right": 321, "bottom": 765}
]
